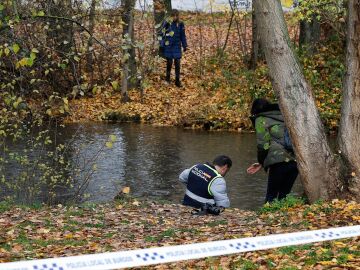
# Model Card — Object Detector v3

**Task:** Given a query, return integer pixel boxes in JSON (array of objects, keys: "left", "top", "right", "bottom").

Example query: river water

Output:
[{"left": 34, "top": 123, "right": 300, "bottom": 210}]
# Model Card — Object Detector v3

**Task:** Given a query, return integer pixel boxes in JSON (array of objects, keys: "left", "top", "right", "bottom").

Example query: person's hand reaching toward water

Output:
[{"left": 247, "top": 163, "right": 262, "bottom": 174}]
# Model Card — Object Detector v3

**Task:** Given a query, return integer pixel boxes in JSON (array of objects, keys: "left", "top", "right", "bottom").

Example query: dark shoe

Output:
[
  {"left": 175, "top": 80, "right": 182, "bottom": 87},
  {"left": 165, "top": 76, "right": 171, "bottom": 83}
]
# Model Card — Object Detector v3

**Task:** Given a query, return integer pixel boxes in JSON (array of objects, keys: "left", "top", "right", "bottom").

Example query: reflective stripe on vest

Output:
[
  {"left": 203, "top": 164, "right": 222, "bottom": 196},
  {"left": 185, "top": 189, "right": 215, "bottom": 204}
]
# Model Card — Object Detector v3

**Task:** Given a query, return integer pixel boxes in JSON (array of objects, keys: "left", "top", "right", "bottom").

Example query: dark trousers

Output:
[
  {"left": 166, "top": 58, "right": 181, "bottom": 82},
  {"left": 183, "top": 194, "right": 203, "bottom": 209},
  {"left": 265, "top": 161, "right": 298, "bottom": 203}
]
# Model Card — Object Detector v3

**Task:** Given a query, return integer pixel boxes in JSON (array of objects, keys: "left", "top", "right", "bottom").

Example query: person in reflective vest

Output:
[{"left": 179, "top": 155, "right": 232, "bottom": 209}]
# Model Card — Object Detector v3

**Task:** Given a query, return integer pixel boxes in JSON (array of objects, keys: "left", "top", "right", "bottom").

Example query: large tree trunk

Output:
[
  {"left": 154, "top": 0, "right": 172, "bottom": 29},
  {"left": 121, "top": 0, "right": 136, "bottom": 102},
  {"left": 254, "top": 0, "right": 343, "bottom": 202},
  {"left": 338, "top": 0, "right": 360, "bottom": 200}
]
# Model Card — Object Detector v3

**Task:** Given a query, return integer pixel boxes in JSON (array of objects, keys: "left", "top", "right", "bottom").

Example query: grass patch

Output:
[
  {"left": 65, "top": 209, "right": 84, "bottom": 217},
  {"left": 207, "top": 219, "right": 228, "bottom": 227},
  {"left": 145, "top": 229, "right": 177, "bottom": 242},
  {"left": 0, "top": 200, "right": 45, "bottom": 213},
  {"left": 0, "top": 200, "right": 14, "bottom": 213},
  {"left": 232, "top": 258, "right": 258, "bottom": 270},
  {"left": 259, "top": 196, "right": 305, "bottom": 214}
]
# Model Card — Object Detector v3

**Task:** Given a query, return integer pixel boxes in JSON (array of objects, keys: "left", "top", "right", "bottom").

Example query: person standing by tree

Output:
[
  {"left": 160, "top": 9, "right": 187, "bottom": 87},
  {"left": 247, "top": 98, "right": 298, "bottom": 203}
]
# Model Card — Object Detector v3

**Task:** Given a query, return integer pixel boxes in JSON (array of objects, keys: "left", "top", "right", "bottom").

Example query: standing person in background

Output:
[
  {"left": 247, "top": 98, "right": 298, "bottom": 203},
  {"left": 159, "top": 9, "right": 187, "bottom": 87}
]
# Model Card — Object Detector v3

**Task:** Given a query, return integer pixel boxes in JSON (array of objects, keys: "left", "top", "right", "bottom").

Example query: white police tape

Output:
[{"left": 1, "top": 225, "right": 359, "bottom": 270}]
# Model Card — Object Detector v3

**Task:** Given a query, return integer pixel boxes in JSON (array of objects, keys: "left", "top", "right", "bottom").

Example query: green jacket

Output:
[{"left": 254, "top": 110, "right": 295, "bottom": 170}]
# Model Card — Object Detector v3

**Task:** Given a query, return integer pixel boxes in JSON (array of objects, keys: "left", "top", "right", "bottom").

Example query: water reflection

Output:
[
  {"left": 58, "top": 123, "right": 303, "bottom": 210},
  {"left": 2, "top": 123, "right": 303, "bottom": 210}
]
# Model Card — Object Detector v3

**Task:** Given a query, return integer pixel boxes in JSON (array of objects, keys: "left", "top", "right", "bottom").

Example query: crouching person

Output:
[{"left": 179, "top": 155, "right": 232, "bottom": 214}]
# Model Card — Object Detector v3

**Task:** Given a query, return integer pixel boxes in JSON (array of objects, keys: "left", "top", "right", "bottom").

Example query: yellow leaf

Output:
[
  {"left": 109, "top": 134, "right": 116, "bottom": 142},
  {"left": 105, "top": 141, "right": 113, "bottom": 148},
  {"left": 111, "top": 81, "right": 119, "bottom": 91},
  {"left": 122, "top": 186, "right": 130, "bottom": 194},
  {"left": 12, "top": 44, "right": 20, "bottom": 54},
  {"left": 17, "top": 58, "right": 28, "bottom": 67},
  {"left": 64, "top": 233, "right": 73, "bottom": 239}
]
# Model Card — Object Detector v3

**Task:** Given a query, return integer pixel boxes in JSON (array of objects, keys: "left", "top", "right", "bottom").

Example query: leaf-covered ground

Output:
[
  {"left": 0, "top": 198, "right": 359, "bottom": 269},
  {"left": 65, "top": 13, "right": 253, "bottom": 131},
  {"left": 64, "top": 12, "right": 344, "bottom": 132}
]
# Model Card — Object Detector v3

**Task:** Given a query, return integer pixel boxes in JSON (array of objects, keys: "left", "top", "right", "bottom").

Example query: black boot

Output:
[
  {"left": 166, "top": 75, "right": 171, "bottom": 83},
  {"left": 174, "top": 58, "right": 181, "bottom": 87},
  {"left": 166, "top": 58, "right": 172, "bottom": 83},
  {"left": 175, "top": 80, "right": 182, "bottom": 87}
]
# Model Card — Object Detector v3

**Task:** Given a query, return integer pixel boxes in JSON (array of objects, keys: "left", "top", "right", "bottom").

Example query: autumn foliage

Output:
[{"left": 0, "top": 198, "right": 359, "bottom": 269}]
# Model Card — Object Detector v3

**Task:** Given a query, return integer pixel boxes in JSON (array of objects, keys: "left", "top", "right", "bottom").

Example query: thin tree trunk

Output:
[
  {"left": 48, "top": 0, "right": 74, "bottom": 54},
  {"left": 249, "top": 0, "right": 262, "bottom": 70},
  {"left": 254, "top": 0, "right": 341, "bottom": 202},
  {"left": 222, "top": 10, "right": 234, "bottom": 52},
  {"left": 210, "top": 1, "right": 221, "bottom": 52},
  {"left": 86, "top": 0, "right": 97, "bottom": 74},
  {"left": 338, "top": 0, "right": 360, "bottom": 200},
  {"left": 194, "top": 0, "right": 204, "bottom": 77},
  {"left": 229, "top": 0, "right": 247, "bottom": 56},
  {"left": 121, "top": 0, "right": 136, "bottom": 102}
]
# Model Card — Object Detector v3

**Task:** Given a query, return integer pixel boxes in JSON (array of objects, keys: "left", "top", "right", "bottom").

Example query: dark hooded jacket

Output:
[
  {"left": 252, "top": 104, "right": 295, "bottom": 170},
  {"left": 160, "top": 20, "right": 187, "bottom": 59}
]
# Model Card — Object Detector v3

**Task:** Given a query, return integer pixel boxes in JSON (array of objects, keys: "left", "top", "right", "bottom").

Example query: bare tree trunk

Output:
[
  {"left": 86, "top": 0, "right": 97, "bottom": 75},
  {"left": 222, "top": 10, "right": 235, "bottom": 52},
  {"left": 210, "top": 1, "right": 221, "bottom": 52},
  {"left": 254, "top": 0, "right": 342, "bottom": 202},
  {"left": 338, "top": 0, "right": 360, "bottom": 200},
  {"left": 121, "top": 0, "right": 136, "bottom": 102},
  {"left": 194, "top": 0, "right": 204, "bottom": 77},
  {"left": 249, "top": 0, "right": 262, "bottom": 70},
  {"left": 229, "top": 0, "right": 247, "bottom": 56}
]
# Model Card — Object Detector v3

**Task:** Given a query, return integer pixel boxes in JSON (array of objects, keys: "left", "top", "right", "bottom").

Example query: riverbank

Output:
[
  {"left": 8, "top": 8, "right": 341, "bottom": 132},
  {"left": 64, "top": 12, "right": 254, "bottom": 131},
  {"left": 62, "top": 12, "right": 344, "bottom": 132},
  {"left": 1, "top": 197, "right": 359, "bottom": 269}
]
